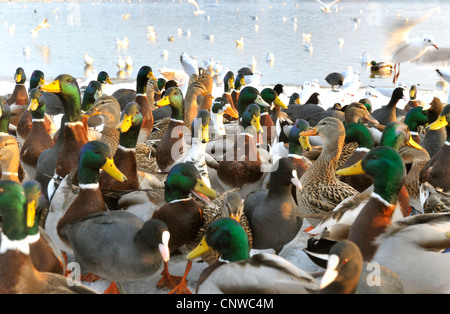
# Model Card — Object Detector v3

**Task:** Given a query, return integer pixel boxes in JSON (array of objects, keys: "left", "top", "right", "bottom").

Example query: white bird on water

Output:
[
  {"left": 315, "top": 0, "right": 342, "bottom": 13},
  {"left": 187, "top": 0, "right": 205, "bottom": 16},
  {"left": 383, "top": 7, "right": 450, "bottom": 84}
]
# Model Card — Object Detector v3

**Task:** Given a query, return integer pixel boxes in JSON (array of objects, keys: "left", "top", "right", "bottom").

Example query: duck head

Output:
[
  {"left": 289, "top": 93, "right": 301, "bottom": 105},
  {"left": 211, "top": 97, "right": 238, "bottom": 118},
  {"left": 345, "top": 102, "right": 378, "bottom": 124},
  {"left": 81, "top": 80, "right": 102, "bottom": 112},
  {"left": 14, "top": 67, "right": 26, "bottom": 84},
  {"left": 380, "top": 121, "right": 422, "bottom": 151},
  {"left": 22, "top": 180, "right": 46, "bottom": 236},
  {"left": 234, "top": 72, "right": 246, "bottom": 91},
  {"left": 222, "top": 192, "right": 244, "bottom": 222},
  {"left": 164, "top": 162, "right": 218, "bottom": 204},
  {"left": 260, "top": 88, "right": 287, "bottom": 111},
  {"left": 237, "top": 86, "right": 269, "bottom": 119},
  {"left": 191, "top": 109, "right": 211, "bottom": 144},
  {"left": 427, "top": 103, "right": 450, "bottom": 131},
  {"left": 41, "top": 74, "right": 82, "bottom": 122},
  {"left": 0, "top": 97, "right": 11, "bottom": 134},
  {"left": 29, "top": 70, "right": 45, "bottom": 92},
  {"left": 223, "top": 71, "right": 235, "bottom": 92},
  {"left": 27, "top": 88, "right": 46, "bottom": 119},
  {"left": 97, "top": 71, "right": 113, "bottom": 85},
  {"left": 336, "top": 146, "right": 405, "bottom": 205},
  {"left": 241, "top": 103, "right": 262, "bottom": 135},
  {"left": 78, "top": 141, "right": 127, "bottom": 185},
  {"left": 187, "top": 217, "right": 249, "bottom": 262},
  {"left": 404, "top": 106, "right": 429, "bottom": 131},
  {"left": 155, "top": 86, "right": 184, "bottom": 121},
  {"left": 136, "top": 65, "right": 157, "bottom": 94},
  {"left": 289, "top": 119, "right": 312, "bottom": 154},
  {"left": 116, "top": 102, "right": 143, "bottom": 134}
]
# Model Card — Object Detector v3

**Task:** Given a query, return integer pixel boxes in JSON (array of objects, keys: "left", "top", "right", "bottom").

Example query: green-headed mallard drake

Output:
[
  {"left": 236, "top": 86, "right": 270, "bottom": 121},
  {"left": 185, "top": 190, "right": 253, "bottom": 266},
  {"left": 150, "top": 162, "right": 219, "bottom": 294},
  {"left": 0, "top": 180, "right": 97, "bottom": 294},
  {"left": 21, "top": 180, "right": 65, "bottom": 275},
  {"left": 111, "top": 65, "right": 158, "bottom": 143},
  {"left": 231, "top": 71, "right": 246, "bottom": 108},
  {"left": 419, "top": 104, "right": 450, "bottom": 213},
  {"left": 209, "top": 96, "right": 239, "bottom": 138},
  {"left": 371, "top": 87, "right": 407, "bottom": 125},
  {"left": 186, "top": 217, "right": 319, "bottom": 294},
  {"left": 243, "top": 157, "right": 303, "bottom": 254},
  {"left": 337, "top": 146, "right": 406, "bottom": 260},
  {"left": 155, "top": 86, "right": 189, "bottom": 172},
  {"left": 216, "top": 103, "right": 270, "bottom": 198},
  {"left": 403, "top": 84, "right": 422, "bottom": 111},
  {"left": 221, "top": 71, "right": 237, "bottom": 120},
  {"left": 28, "top": 69, "right": 64, "bottom": 117},
  {"left": 96, "top": 70, "right": 113, "bottom": 93},
  {"left": 319, "top": 240, "right": 404, "bottom": 294},
  {"left": 184, "top": 77, "right": 214, "bottom": 128},
  {"left": 7, "top": 67, "right": 29, "bottom": 127},
  {"left": 403, "top": 105, "right": 429, "bottom": 143},
  {"left": 285, "top": 119, "right": 313, "bottom": 177},
  {"left": 81, "top": 80, "right": 102, "bottom": 113},
  {"left": 308, "top": 121, "right": 421, "bottom": 240},
  {"left": 259, "top": 87, "right": 288, "bottom": 148},
  {"left": 39, "top": 74, "right": 90, "bottom": 200},
  {"left": 20, "top": 88, "right": 55, "bottom": 180},
  {"left": 45, "top": 140, "right": 127, "bottom": 256},
  {"left": 297, "top": 117, "right": 359, "bottom": 227}
]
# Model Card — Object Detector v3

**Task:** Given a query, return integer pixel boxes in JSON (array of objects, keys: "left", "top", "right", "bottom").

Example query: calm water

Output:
[{"left": 1, "top": 0, "right": 450, "bottom": 90}]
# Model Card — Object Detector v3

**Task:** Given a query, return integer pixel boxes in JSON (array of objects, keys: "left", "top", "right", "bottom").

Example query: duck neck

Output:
[
  {"left": 136, "top": 77, "right": 148, "bottom": 95},
  {"left": 170, "top": 104, "right": 184, "bottom": 122},
  {"left": 78, "top": 166, "right": 100, "bottom": 187},
  {"left": 119, "top": 122, "right": 142, "bottom": 149},
  {"left": 220, "top": 240, "right": 250, "bottom": 262},
  {"left": 0, "top": 115, "right": 10, "bottom": 134},
  {"left": 345, "top": 123, "right": 374, "bottom": 149},
  {"left": 164, "top": 185, "right": 190, "bottom": 203},
  {"left": 60, "top": 91, "right": 82, "bottom": 122},
  {"left": 288, "top": 139, "right": 303, "bottom": 156},
  {"left": 210, "top": 112, "right": 226, "bottom": 136}
]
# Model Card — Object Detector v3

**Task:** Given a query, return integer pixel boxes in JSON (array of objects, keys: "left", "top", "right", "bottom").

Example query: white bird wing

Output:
[
  {"left": 413, "top": 47, "right": 450, "bottom": 66},
  {"left": 382, "top": 7, "right": 440, "bottom": 61},
  {"left": 328, "top": 0, "right": 342, "bottom": 8},
  {"left": 436, "top": 68, "right": 450, "bottom": 82},
  {"left": 314, "top": 0, "right": 328, "bottom": 7},
  {"left": 180, "top": 52, "right": 199, "bottom": 78}
]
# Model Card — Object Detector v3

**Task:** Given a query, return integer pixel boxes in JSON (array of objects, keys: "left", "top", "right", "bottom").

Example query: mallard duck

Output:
[
  {"left": 420, "top": 97, "right": 446, "bottom": 158},
  {"left": 285, "top": 92, "right": 324, "bottom": 122},
  {"left": 308, "top": 121, "right": 421, "bottom": 241},
  {"left": 235, "top": 86, "right": 270, "bottom": 120},
  {"left": 7, "top": 67, "right": 29, "bottom": 127},
  {"left": 0, "top": 96, "right": 12, "bottom": 136},
  {"left": 216, "top": 103, "right": 270, "bottom": 198},
  {"left": 0, "top": 180, "right": 97, "bottom": 294},
  {"left": 82, "top": 95, "right": 121, "bottom": 156},
  {"left": 21, "top": 180, "right": 65, "bottom": 275},
  {"left": 297, "top": 117, "right": 359, "bottom": 227},
  {"left": 259, "top": 87, "right": 288, "bottom": 148},
  {"left": 45, "top": 141, "right": 127, "bottom": 256},
  {"left": 403, "top": 106, "right": 429, "bottom": 143},
  {"left": 184, "top": 77, "right": 214, "bottom": 128},
  {"left": 20, "top": 88, "right": 55, "bottom": 180},
  {"left": 371, "top": 87, "right": 407, "bottom": 125},
  {"left": 111, "top": 65, "right": 158, "bottom": 143},
  {"left": 370, "top": 60, "right": 393, "bottom": 72},
  {"left": 231, "top": 71, "right": 246, "bottom": 107},
  {"left": 150, "top": 162, "right": 219, "bottom": 294},
  {"left": 337, "top": 146, "right": 406, "bottom": 260},
  {"left": 243, "top": 157, "right": 303, "bottom": 254},
  {"left": 39, "top": 74, "right": 90, "bottom": 200},
  {"left": 403, "top": 85, "right": 422, "bottom": 111},
  {"left": 419, "top": 104, "right": 450, "bottom": 213},
  {"left": 154, "top": 86, "right": 189, "bottom": 172},
  {"left": 186, "top": 217, "right": 319, "bottom": 294},
  {"left": 196, "top": 73, "right": 214, "bottom": 111},
  {"left": 221, "top": 71, "right": 237, "bottom": 118},
  {"left": 96, "top": 71, "right": 113, "bottom": 93},
  {"left": 28, "top": 69, "right": 64, "bottom": 117},
  {"left": 209, "top": 96, "right": 239, "bottom": 138}
]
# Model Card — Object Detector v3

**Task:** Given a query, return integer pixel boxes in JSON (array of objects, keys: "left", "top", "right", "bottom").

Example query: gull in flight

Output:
[
  {"left": 383, "top": 7, "right": 450, "bottom": 84},
  {"left": 315, "top": 0, "right": 342, "bottom": 13},
  {"left": 187, "top": 0, "right": 205, "bottom": 16}
]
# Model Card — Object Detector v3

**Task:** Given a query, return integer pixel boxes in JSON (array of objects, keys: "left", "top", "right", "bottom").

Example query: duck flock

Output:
[{"left": 0, "top": 44, "right": 449, "bottom": 295}]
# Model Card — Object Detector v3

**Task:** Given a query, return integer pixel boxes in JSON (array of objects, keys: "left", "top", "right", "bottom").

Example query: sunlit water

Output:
[{"left": 1, "top": 0, "right": 450, "bottom": 90}]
